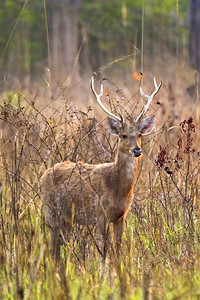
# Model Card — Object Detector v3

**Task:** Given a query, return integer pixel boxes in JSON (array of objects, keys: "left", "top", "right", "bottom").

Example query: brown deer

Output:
[{"left": 39, "top": 76, "right": 162, "bottom": 262}]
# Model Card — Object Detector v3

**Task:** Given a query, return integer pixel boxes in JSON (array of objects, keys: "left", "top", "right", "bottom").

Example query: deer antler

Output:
[
  {"left": 135, "top": 77, "right": 162, "bottom": 123},
  {"left": 90, "top": 76, "right": 122, "bottom": 122}
]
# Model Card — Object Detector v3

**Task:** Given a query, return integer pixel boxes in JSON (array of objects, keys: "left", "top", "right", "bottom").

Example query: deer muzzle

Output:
[{"left": 133, "top": 146, "right": 142, "bottom": 157}]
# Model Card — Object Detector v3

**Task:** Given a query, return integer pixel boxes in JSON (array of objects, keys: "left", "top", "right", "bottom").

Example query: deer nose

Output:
[{"left": 133, "top": 146, "right": 141, "bottom": 157}]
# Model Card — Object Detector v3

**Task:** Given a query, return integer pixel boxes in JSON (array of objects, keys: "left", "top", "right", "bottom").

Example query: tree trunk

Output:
[
  {"left": 189, "top": 0, "right": 200, "bottom": 70},
  {"left": 47, "top": 0, "right": 80, "bottom": 94}
]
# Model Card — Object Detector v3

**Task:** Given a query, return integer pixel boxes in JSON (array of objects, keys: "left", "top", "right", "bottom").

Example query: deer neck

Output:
[{"left": 114, "top": 151, "right": 138, "bottom": 190}]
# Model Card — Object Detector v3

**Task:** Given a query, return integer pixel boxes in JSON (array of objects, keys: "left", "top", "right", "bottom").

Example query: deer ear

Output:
[
  {"left": 140, "top": 115, "right": 155, "bottom": 135},
  {"left": 107, "top": 117, "right": 120, "bottom": 136}
]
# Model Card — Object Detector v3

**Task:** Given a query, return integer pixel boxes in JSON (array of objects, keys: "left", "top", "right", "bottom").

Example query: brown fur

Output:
[{"left": 39, "top": 116, "right": 154, "bottom": 262}]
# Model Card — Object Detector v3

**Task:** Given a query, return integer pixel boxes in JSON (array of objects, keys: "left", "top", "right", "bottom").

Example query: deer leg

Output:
[
  {"left": 50, "top": 229, "right": 61, "bottom": 263},
  {"left": 107, "top": 206, "right": 124, "bottom": 222},
  {"left": 113, "top": 217, "right": 124, "bottom": 255},
  {"left": 97, "top": 216, "right": 110, "bottom": 263}
]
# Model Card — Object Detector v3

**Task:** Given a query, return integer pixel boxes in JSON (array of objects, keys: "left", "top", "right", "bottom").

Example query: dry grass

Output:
[{"left": 0, "top": 71, "right": 200, "bottom": 299}]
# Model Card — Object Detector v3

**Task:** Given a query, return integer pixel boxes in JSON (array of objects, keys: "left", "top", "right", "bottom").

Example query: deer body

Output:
[
  {"left": 40, "top": 149, "right": 138, "bottom": 221},
  {"left": 39, "top": 77, "right": 161, "bottom": 262}
]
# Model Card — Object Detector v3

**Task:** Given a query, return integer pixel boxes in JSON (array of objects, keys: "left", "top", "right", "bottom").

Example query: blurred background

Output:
[{"left": 0, "top": 0, "right": 199, "bottom": 102}]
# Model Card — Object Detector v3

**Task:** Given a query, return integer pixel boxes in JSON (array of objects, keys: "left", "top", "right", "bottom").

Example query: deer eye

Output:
[{"left": 122, "top": 133, "right": 128, "bottom": 139}]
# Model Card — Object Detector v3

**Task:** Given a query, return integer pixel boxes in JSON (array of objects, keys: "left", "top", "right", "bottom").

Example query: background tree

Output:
[
  {"left": 0, "top": 0, "right": 190, "bottom": 91},
  {"left": 189, "top": 0, "right": 200, "bottom": 71},
  {"left": 47, "top": 0, "right": 81, "bottom": 93}
]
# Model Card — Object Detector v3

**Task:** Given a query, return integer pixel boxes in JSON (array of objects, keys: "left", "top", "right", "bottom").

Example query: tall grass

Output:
[{"left": 0, "top": 78, "right": 200, "bottom": 299}]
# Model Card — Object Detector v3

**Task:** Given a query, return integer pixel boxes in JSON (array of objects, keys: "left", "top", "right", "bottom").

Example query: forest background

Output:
[{"left": 0, "top": 0, "right": 194, "bottom": 94}]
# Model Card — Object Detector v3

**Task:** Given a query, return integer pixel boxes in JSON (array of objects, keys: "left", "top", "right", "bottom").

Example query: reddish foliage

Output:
[
  {"left": 156, "top": 117, "right": 197, "bottom": 175},
  {"left": 180, "top": 117, "right": 196, "bottom": 154}
]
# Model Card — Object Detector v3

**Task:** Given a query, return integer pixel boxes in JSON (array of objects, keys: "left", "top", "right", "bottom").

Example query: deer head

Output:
[{"left": 90, "top": 76, "right": 162, "bottom": 157}]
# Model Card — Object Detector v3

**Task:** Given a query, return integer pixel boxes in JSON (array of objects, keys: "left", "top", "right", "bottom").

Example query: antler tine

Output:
[
  {"left": 90, "top": 76, "right": 122, "bottom": 122},
  {"left": 135, "top": 77, "right": 162, "bottom": 123}
]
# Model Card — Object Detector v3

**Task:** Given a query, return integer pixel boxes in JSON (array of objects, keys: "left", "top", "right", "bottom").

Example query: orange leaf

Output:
[{"left": 132, "top": 72, "right": 143, "bottom": 81}]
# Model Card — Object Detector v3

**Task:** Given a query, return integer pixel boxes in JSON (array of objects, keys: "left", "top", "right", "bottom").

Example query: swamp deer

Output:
[{"left": 39, "top": 76, "right": 162, "bottom": 262}]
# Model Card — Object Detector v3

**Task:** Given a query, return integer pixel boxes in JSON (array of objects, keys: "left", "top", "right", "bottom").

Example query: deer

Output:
[{"left": 39, "top": 76, "right": 162, "bottom": 262}]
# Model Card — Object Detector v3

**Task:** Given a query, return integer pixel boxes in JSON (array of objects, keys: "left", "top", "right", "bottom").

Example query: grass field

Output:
[{"left": 0, "top": 72, "right": 200, "bottom": 299}]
